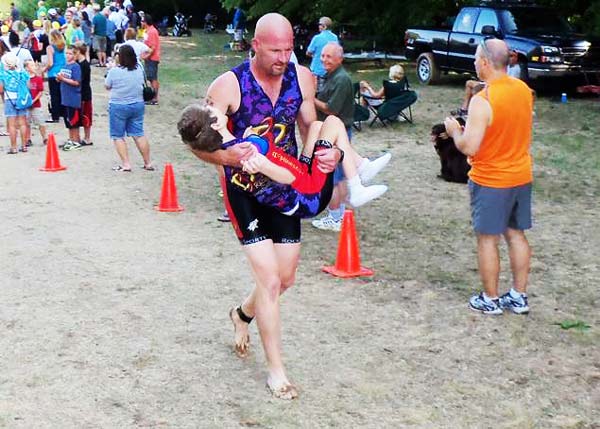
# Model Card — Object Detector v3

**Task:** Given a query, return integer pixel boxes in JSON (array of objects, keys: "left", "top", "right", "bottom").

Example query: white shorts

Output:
[{"left": 29, "top": 107, "right": 44, "bottom": 127}]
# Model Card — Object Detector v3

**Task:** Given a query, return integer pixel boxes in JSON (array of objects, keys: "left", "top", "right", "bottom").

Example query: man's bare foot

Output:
[
  {"left": 266, "top": 376, "right": 299, "bottom": 400},
  {"left": 229, "top": 307, "right": 251, "bottom": 358}
]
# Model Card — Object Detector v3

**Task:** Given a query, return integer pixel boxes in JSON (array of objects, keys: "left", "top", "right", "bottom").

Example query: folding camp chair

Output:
[
  {"left": 352, "top": 82, "right": 370, "bottom": 131},
  {"left": 367, "top": 77, "right": 418, "bottom": 127}
]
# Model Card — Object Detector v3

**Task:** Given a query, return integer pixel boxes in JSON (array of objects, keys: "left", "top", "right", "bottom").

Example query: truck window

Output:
[
  {"left": 498, "top": 8, "right": 572, "bottom": 34},
  {"left": 474, "top": 9, "right": 499, "bottom": 33},
  {"left": 454, "top": 8, "right": 479, "bottom": 33}
]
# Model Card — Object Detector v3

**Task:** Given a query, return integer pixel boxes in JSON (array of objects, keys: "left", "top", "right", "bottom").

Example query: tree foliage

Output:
[
  {"left": 220, "top": 0, "right": 600, "bottom": 50},
  {"left": 16, "top": 0, "right": 225, "bottom": 27},
  {"left": 15, "top": 0, "right": 599, "bottom": 45}
]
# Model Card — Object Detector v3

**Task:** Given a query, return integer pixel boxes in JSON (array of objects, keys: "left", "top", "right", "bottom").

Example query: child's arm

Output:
[
  {"left": 57, "top": 73, "right": 80, "bottom": 87},
  {"left": 241, "top": 153, "right": 295, "bottom": 184}
]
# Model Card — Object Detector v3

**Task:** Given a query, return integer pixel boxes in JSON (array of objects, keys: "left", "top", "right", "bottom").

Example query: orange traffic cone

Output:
[
  {"left": 322, "top": 209, "right": 374, "bottom": 278},
  {"left": 39, "top": 133, "right": 66, "bottom": 172},
  {"left": 155, "top": 163, "right": 184, "bottom": 212}
]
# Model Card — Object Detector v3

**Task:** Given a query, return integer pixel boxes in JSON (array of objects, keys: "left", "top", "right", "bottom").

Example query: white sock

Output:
[
  {"left": 358, "top": 158, "right": 368, "bottom": 173},
  {"left": 347, "top": 175, "right": 361, "bottom": 190},
  {"left": 509, "top": 288, "right": 525, "bottom": 298},
  {"left": 328, "top": 205, "right": 344, "bottom": 221},
  {"left": 482, "top": 292, "right": 498, "bottom": 302}
]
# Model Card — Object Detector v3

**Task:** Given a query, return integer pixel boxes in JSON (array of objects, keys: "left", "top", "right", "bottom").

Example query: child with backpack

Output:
[
  {"left": 56, "top": 45, "right": 82, "bottom": 151},
  {"left": 0, "top": 52, "right": 31, "bottom": 153},
  {"left": 25, "top": 60, "right": 47, "bottom": 146}
]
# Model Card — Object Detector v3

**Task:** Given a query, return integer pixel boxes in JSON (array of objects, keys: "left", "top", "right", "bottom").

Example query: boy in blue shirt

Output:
[{"left": 57, "top": 45, "right": 82, "bottom": 150}]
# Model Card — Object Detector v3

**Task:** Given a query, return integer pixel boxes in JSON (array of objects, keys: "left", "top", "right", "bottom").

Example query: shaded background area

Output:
[{"left": 14, "top": 0, "right": 600, "bottom": 54}]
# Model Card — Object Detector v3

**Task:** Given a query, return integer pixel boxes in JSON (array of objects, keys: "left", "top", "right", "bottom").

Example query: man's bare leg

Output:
[
  {"left": 504, "top": 228, "right": 531, "bottom": 294},
  {"left": 230, "top": 240, "right": 299, "bottom": 357},
  {"left": 477, "top": 233, "right": 501, "bottom": 298},
  {"left": 232, "top": 240, "right": 300, "bottom": 398}
]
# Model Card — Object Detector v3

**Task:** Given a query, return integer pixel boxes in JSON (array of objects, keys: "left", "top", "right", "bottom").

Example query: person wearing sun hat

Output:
[
  {"left": 1, "top": 25, "right": 10, "bottom": 47},
  {"left": 31, "top": 19, "right": 44, "bottom": 62}
]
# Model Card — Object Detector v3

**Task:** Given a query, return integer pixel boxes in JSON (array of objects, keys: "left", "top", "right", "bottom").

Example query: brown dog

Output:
[{"left": 431, "top": 117, "right": 470, "bottom": 183}]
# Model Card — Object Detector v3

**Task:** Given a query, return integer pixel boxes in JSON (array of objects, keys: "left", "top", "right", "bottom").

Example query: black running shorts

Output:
[{"left": 223, "top": 179, "right": 301, "bottom": 246}]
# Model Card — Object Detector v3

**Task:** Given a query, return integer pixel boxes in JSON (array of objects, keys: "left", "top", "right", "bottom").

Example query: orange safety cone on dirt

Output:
[
  {"left": 155, "top": 163, "right": 184, "bottom": 212},
  {"left": 322, "top": 209, "right": 374, "bottom": 278},
  {"left": 39, "top": 133, "right": 66, "bottom": 172}
]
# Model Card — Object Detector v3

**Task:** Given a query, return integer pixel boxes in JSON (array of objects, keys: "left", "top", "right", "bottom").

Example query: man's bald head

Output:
[
  {"left": 478, "top": 38, "right": 510, "bottom": 70},
  {"left": 321, "top": 42, "right": 344, "bottom": 74},
  {"left": 322, "top": 42, "right": 343, "bottom": 59},
  {"left": 254, "top": 13, "right": 293, "bottom": 42},
  {"left": 252, "top": 13, "right": 294, "bottom": 77}
]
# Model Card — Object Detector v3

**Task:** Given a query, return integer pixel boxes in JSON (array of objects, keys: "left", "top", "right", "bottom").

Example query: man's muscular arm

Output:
[
  {"left": 296, "top": 65, "right": 340, "bottom": 173},
  {"left": 444, "top": 95, "right": 491, "bottom": 157},
  {"left": 196, "top": 72, "right": 254, "bottom": 167},
  {"left": 296, "top": 65, "right": 317, "bottom": 143}
]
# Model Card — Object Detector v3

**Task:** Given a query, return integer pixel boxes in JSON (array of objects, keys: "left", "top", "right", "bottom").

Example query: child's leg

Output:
[
  {"left": 18, "top": 116, "right": 28, "bottom": 147},
  {"left": 316, "top": 115, "right": 362, "bottom": 179},
  {"left": 317, "top": 116, "right": 388, "bottom": 207},
  {"left": 25, "top": 112, "right": 32, "bottom": 142},
  {"left": 7, "top": 117, "right": 17, "bottom": 151},
  {"left": 39, "top": 124, "right": 47, "bottom": 141},
  {"left": 69, "top": 127, "right": 81, "bottom": 143},
  {"left": 299, "top": 120, "right": 323, "bottom": 158}
]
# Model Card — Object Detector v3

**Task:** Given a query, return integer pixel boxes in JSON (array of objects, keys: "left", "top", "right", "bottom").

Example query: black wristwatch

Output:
[{"left": 337, "top": 147, "right": 345, "bottom": 163}]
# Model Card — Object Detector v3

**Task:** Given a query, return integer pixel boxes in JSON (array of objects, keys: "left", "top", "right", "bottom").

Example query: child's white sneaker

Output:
[
  {"left": 358, "top": 153, "right": 391, "bottom": 184},
  {"left": 348, "top": 183, "right": 388, "bottom": 207}
]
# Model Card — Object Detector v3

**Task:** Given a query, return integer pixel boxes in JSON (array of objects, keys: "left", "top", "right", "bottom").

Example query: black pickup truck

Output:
[{"left": 404, "top": 1, "right": 600, "bottom": 85}]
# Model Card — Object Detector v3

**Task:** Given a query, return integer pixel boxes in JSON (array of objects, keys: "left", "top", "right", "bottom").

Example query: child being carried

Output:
[{"left": 178, "top": 103, "right": 390, "bottom": 218}]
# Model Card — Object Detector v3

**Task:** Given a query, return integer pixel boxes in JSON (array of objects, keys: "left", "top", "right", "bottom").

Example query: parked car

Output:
[{"left": 404, "top": 1, "right": 600, "bottom": 85}]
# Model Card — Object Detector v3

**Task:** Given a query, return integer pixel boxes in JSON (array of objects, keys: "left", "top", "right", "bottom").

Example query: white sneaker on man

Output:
[
  {"left": 358, "top": 153, "right": 391, "bottom": 184},
  {"left": 311, "top": 214, "right": 342, "bottom": 232}
]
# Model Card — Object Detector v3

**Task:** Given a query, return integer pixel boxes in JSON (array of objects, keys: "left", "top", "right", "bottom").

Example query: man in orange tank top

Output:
[{"left": 444, "top": 39, "right": 534, "bottom": 316}]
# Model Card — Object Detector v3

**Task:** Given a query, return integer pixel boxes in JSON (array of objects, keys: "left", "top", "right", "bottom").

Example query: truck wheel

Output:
[{"left": 417, "top": 52, "right": 440, "bottom": 85}]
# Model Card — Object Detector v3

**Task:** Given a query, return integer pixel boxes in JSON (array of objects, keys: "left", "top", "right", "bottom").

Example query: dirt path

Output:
[{"left": 0, "top": 44, "right": 598, "bottom": 428}]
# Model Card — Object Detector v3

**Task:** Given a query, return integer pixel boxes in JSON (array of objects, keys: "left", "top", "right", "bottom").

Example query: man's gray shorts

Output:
[
  {"left": 93, "top": 35, "right": 106, "bottom": 53},
  {"left": 469, "top": 180, "right": 532, "bottom": 235}
]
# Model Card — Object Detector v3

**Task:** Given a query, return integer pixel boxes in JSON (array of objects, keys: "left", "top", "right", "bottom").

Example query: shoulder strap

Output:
[{"left": 139, "top": 63, "right": 148, "bottom": 82}]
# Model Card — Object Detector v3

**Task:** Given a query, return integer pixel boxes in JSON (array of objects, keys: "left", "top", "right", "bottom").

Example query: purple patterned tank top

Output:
[
  {"left": 224, "top": 60, "right": 303, "bottom": 194},
  {"left": 228, "top": 60, "right": 303, "bottom": 157}
]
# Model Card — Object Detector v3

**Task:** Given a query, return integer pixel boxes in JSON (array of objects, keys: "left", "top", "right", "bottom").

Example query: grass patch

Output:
[{"left": 159, "top": 33, "right": 247, "bottom": 90}]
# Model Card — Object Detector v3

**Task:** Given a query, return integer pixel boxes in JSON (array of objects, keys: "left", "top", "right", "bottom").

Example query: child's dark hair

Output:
[
  {"left": 74, "top": 40, "right": 87, "bottom": 56},
  {"left": 177, "top": 104, "right": 223, "bottom": 152}
]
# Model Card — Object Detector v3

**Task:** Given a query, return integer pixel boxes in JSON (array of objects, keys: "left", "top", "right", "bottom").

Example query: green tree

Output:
[{"left": 220, "top": 0, "right": 600, "bottom": 50}]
